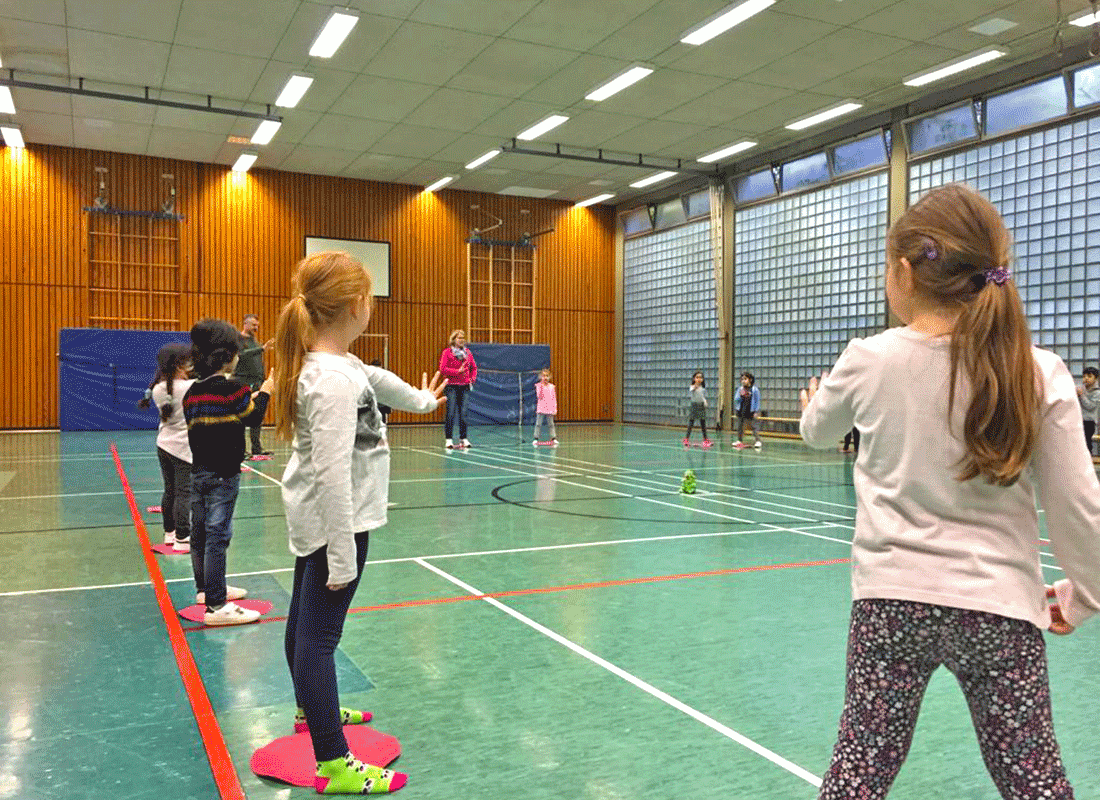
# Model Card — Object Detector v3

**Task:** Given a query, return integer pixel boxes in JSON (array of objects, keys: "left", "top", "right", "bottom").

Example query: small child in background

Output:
[
  {"left": 183, "top": 319, "right": 273, "bottom": 626},
  {"left": 533, "top": 368, "right": 558, "bottom": 446},
  {"left": 683, "top": 371, "right": 711, "bottom": 447},
  {"left": 735, "top": 371, "right": 761, "bottom": 450},
  {"left": 1077, "top": 366, "right": 1099, "bottom": 456},
  {"left": 139, "top": 343, "right": 195, "bottom": 553}
]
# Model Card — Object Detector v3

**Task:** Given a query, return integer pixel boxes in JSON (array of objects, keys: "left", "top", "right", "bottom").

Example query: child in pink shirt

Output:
[{"left": 533, "top": 369, "right": 557, "bottom": 446}]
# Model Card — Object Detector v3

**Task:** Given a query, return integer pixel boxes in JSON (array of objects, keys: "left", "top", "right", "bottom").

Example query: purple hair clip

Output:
[
  {"left": 984, "top": 266, "right": 1011, "bottom": 286},
  {"left": 922, "top": 239, "right": 938, "bottom": 261}
]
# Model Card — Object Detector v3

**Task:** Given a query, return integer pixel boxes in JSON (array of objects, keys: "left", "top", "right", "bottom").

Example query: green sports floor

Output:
[{"left": 0, "top": 424, "right": 1097, "bottom": 800}]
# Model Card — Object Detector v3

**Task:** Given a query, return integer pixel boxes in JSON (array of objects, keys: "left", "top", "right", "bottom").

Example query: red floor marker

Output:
[
  {"left": 147, "top": 505, "right": 162, "bottom": 513},
  {"left": 251, "top": 726, "right": 401, "bottom": 787},
  {"left": 179, "top": 598, "right": 274, "bottom": 623},
  {"left": 150, "top": 543, "right": 189, "bottom": 555}
]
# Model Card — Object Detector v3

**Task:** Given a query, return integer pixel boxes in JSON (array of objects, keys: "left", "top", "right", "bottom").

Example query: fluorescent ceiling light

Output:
[
  {"left": 576, "top": 193, "right": 614, "bottom": 207},
  {"left": 275, "top": 73, "right": 314, "bottom": 108},
  {"left": 585, "top": 65, "right": 654, "bottom": 101},
  {"left": 1, "top": 123, "right": 24, "bottom": 149},
  {"left": 697, "top": 140, "right": 756, "bottom": 163},
  {"left": 309, "top": 8, "right": 359, "bottom": 57},
  {"left": 903, "top": 48, "right": 1007, "bottom": 87},
  {"left": 968, "top": 18, "right": 1017, "bottom": 36},
  {"left": 251, "top": 119, "right": 282, "bottom": 145},
  {"left": 0, "top": 87, "right": 15, "bottom": 115},
  {"left": 232, "top": 151, "right": 258, "bottom": 172},
  {"left": 629, "top": 171, "right": 678, "bottom": 189},
  {"left": 424, "top": 176, "right": 453, "bottom": 192},
  {"left": 465, "top": 149, "right": 500, "bottom": 169},
  {"left": 785, "top": 101, "right": 863, "bottom": 131},
  {"left": 681, "top": 0, "right": 775, "bottom": 45},
  {"left": 516, "top": 114, "right": 569, "bottom": 141},
  {"left": 1071, "top": 10, "right": 1100, "bottom": 26}
]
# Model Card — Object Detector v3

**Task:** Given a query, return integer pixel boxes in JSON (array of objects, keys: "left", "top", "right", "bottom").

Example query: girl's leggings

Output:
[
  {"left": 156, "top": 447, "right": 191, "bottom": 540},
  {"left": 285, "top": 531, "right": 370, "bottom": 762},
  {"left": 737, "top": 411, "right": 759, "bottom": 443},
  {"left": 534, "top": 413, "right": 556, "bottom": 441},
  {"left": 819, "top": 599, "right": 1073, "bottom": 800},
  {"left": 686, "top": 403, "right": 707, "bottom": 439}
]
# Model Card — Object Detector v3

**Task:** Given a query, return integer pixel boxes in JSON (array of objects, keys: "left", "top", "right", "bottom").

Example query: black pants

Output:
[
  {"left": 1085, "top": 421, "right": 1095, "bottom": 456},
  {"left": 686, "top": 403, "right": 707, "bottom": 439},
  {"left": 843, "top": 427, "right": 860, "bottom": 452},
  {"left": 285, "top": 531, "right": 370, "bottom": 762},
  {"left": 241, "top": 379, "right": 265, "bottom": 454},
  {"left": 444, "top": 384, "right": 470, "bottom": 440},
  {"left": 156, "top": 447, "right": 191, "bottom": 540}
]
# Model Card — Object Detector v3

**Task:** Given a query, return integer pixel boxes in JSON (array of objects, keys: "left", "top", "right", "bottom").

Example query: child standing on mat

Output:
[
  {"left": 183, "top": 319, "right": 273, "bottom": 626},
  {"left": 735, "top": 371, "right": 761, "bottom": 450},
  {"left": 1077, "top": 366, "right": 1098, "bottom": 456},
  {"left": 683, "top": 371, "right": 711, "bottom": 447},
  {"left": 533, "top": 368, "right": 558, "bottom": 446},
  {"left": 438, "top": 330, "right": 476, "bottom": 449},
  {"left": 140, "top": 343, "right": 195, "bottom": 553},
  {"left": 801, "top": 183, "right": 1100, "bottom": 799},
  {"left": 272, "top": 251, "right": 447, "bottom": 795}
]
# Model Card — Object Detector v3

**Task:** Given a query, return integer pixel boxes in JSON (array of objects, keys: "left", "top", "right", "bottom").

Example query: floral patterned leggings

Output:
[{"left": 819, "top": 599, "right": 1074, "bottom": 799}]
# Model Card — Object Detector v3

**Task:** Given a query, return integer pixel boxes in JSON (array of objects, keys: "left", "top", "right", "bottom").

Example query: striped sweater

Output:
[{"left": 183, "top": 374, "right": 270, "bottom": 477}]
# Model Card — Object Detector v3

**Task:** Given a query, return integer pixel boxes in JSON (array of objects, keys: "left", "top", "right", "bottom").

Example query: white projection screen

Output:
[{"left": 304, "top": 237, "right": 391, "bottom": 297}]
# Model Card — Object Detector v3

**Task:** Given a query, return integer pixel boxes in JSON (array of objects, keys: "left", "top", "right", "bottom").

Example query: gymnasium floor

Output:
[{"left": 1, "top": 424, "right": 1097, "bottom": 800}]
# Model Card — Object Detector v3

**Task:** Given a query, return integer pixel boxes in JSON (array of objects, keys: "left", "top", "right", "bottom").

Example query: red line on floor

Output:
[
  {"left": 182, "top": 556, "right": 850, "bottom": 633},
  {"left": 110, "top": 443, "right": 245, "bottom": 800}
]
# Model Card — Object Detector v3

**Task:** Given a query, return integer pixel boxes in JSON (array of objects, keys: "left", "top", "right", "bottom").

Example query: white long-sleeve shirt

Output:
[
  {"left": 281, "top": 352, "right": 439, "bottom": 584},
  {"left": 152, "top": 378, "right": 195, "bottom": 463},
  {"left": 800, "top": 326, "right": 1100, "bottom": 629}
]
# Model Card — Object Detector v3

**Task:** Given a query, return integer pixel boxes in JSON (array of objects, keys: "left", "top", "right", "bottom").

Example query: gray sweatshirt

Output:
[
  {"left": 689, "top": 385, "right": 707, "bottom": 406},
  {"left": 1079, "top": 384, "right": 1100, "bottom": 424}
]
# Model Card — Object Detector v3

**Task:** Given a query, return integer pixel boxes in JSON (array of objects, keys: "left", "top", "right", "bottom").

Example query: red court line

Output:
[
  {"left": 110, "top": 444, "right": 245, "bottom": 800},
  {"left": 182, "top": 556, "right": 850, "bottom": 633}
]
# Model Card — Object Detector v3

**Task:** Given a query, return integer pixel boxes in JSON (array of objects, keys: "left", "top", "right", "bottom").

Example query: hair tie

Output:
[
  {"left": 984, "top": 266, "right": 1010, "bottom": 285},
  {"left": 922, "top": 239, "right": 938, "bottom": 261}
]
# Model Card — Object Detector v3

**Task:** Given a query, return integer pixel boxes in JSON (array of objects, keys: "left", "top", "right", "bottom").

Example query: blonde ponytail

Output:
[{"left": 273, "top": 295, "right": 312, "bottom": 441}]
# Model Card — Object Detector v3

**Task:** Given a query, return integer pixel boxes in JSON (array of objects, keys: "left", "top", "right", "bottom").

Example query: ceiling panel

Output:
[
  {"left": 247, "top": 62, "right": 357, "bottom": 115},
  {"left": 727, "top": 90, "right": 849, "bottom": 135},
  {"left": 362, "top": 22, "right": 493, "bottom": 86},
  {"left": 269, "top": 6, "right": 401, "bottom": 73},
  {"left": 297, "top": 114, "right": 390, "bottom": 151},
  {"left": 599, "top": 117, "right": 706, "bottom": 153},
  {"left": 12, "top": 109, "right": 72, "bottom": 146},
  {"left": 470, "top": 99, "right": 569, "bottom": 138},
  {"left": 326, "top": 75, "right": 437, "bottom": 123},
  {"left": 550, "top": 108, "right": 647, "bottom": 147},
  {"left": 173, "top": 0, "right": 299, "bottom": 59},
  {"left": 278, "top": 144, "right": 360, "bottom": 176},
  {"left": 369, "top": 123, "right": 461, "bottom": 159},
  {"left": 10, "top": 85, "right": 72, "bottom": 115},
  {"left": 447, "top": 39, "right": 579, "bottom": 97},
  {"left": 161, "top": 45, "right": 268, "bottom": 99},
  {"left": 852, "top": 0, "right": 1020, "bottom": 41},
  {"left": 586, "top": 0, "right": 728, "bottom": 61},
  {"left": 410, "top": 0, "right": 541, "bottom": 38},
  {"left": 67, "top": 29, "right": 172, "bottom": 86},
  {"left": 0, "top": 17, "right": 70, "bottom": 74},
  {"left": 146, "top": 125, "right": 225, "bottom": 162},
  {"left": 73, "top": 120, "right": 152, "bottom": 155},
  {"left": 341, "top": 152, "right": 421, "bottom": 181},
  {"left": 521, "top": 53, "right": 627, "bottom": 106},
  {"left": 152, "top": 104, "right": 239, "bottom": 135},
  {"left": 72, "top": 96, "right": 156, "bottom": 125},
  {"left": 431, "top": 132, "right": 512, "bottom": 164},
  {"left": 659, "top": 80, "right": 796, "bottom": 127},
  {"left": 743, "top": 28, "right": 914, "bottom": 92},
  {"left": 63, "top": 0, "right": 183, "bottom": 43},
  {"left": 505, "top": 0, "right": 664, "bottom": 52},
  {"left": 592, "top": 69, "right": 728, "bottom": 118},
  {"left": 403, "top": 88, "right": 513, "bottom": 133},
  {"left": 0, "top": 2, "right": 66, "bottom": 26}
]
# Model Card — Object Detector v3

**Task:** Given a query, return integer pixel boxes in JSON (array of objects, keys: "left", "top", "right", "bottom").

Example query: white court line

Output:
[
  {"left": 0, "top": 482, "right": 278, "bottom": 501},
  {"left": 415, "top": 557, "right": 822, "bottom": 788},
  {"left": 239, "top": 462, "right": 517, "bottom": 486},
  {"left": 0, "top": 522, "right": 842, "bottom": 596}
]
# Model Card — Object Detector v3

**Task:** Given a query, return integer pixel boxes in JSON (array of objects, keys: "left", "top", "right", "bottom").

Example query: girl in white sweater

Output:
[
  {"left": 272, "top": 251, "right": 446, "bottom": 794},
  {"left": 801, "top": 183, "right": 1100, "bottom": 799}
]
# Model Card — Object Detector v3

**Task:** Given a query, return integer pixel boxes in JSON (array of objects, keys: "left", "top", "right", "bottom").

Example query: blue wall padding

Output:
[{"left": 464, "top": 343, "right": 550, "bottom": 426}]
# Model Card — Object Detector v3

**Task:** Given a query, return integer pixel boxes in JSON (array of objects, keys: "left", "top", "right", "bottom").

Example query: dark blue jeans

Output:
[
  {"left": 444, "top": 384, "right": 470, "bottom": 440},
  {"left": 190, "top": 469, "right": 241, "bottom": 609},
  {"left": 285, "top": 532, "right": 370, "bottom": 761}
]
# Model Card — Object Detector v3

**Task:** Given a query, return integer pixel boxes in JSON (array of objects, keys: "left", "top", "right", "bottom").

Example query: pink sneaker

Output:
[
  {"left": 682, "top": 438, "right": 690, "bottom": 446},
  {"left": 702, "top": 439, "right": 713, "bottom": 448},
  {"left": 734, "top": 442, "right": 746, "bottom": 449}
]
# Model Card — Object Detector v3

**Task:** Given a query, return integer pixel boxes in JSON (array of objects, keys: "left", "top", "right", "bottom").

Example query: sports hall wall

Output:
[{"left": 0, "top": 144, "right": 615, "bottom": 429}]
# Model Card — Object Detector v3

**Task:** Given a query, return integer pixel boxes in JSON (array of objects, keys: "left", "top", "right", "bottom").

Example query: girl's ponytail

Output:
[{"left": 273, "top": 295, "right": 312, "bottom": 441}]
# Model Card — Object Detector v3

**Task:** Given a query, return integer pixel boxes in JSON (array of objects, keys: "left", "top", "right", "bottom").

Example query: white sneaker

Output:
[
  {"left": 204, "top": 601, "right": 260, "bottom": 626},
  {"left": 164, "top": 531, "right": 176, "bottom": 546},
  {"left": 445, "top": 438, "right": 454, "bottom": 449},
  {"left": 754, "top": 441, "right": 762, "bottom": 450},
  {"left": 551, "top": 438, "right": 558, "bottom": 447},
  {"left": 461, "top": 438, "right": 472, "bottom": 448},
  {"left": 532, "top": 440, "right": 539, "bottom": 447},
  {"left": 172, "top": 537, "right": 191, "bottom": 553},
  {"left": 196, "top": 586, "right": 248, "bottom": 605}
]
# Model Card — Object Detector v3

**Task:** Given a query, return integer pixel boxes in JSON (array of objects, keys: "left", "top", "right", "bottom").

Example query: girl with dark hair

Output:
[
  {"left": 182, "top": 319, "right": 273, "bottom": 625},
  {"left": 802, "top": 183, "right": 1100, "bottom": 799},
  {"left": 140, "top": 343, "right": 194, "bottom": 552}
]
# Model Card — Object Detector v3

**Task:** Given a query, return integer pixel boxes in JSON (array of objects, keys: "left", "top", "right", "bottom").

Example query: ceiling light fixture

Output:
[
  {"left": 465, "top": 149, "right": 501, "bottom": 169},
  {"left": 785, "top": 101, "right": 863, "bottom": 131},
  {"left": 232, "top": 151, "right": 258, "bottom": 172},
  {"left": 516, "top": 114, "right": 569, "bottom": 141},
  {"left": 585, "top": 65, "right": 654, "bottom": 101},
  {"left": 275, "top": 73, "right": 315, "bottom": 108},
  {"left": 309, "top": 8, "right": 360, "bottom": 57},
  {"left": 681, "top": 0, "right": 775, "bottom": 46},
  {"left": 697, "top": 140, "right": 756, "bottom": 163},
  {"left": 0, "top": 87, "right": 15, "bottom": 115},
  {"left": 424, "top": 176, "right": 454, "bottom": 192},
  {"left": 1070, "top": 10, "right": 1100, "bottom": 26},
  {"left": 576, "top": 193, "right": 614, "bottom": 207},
  {"left": 250, "top": 119, "right": 282, "bottom": 144},
  {"left": 629, "top": 171, "right": 678, "bottom": 188},
  {"left": 903, "top": 48, "right": 1007, "bottom": 87},
  {"left": 1, "top": 122, "right": 24, "bottom": 149}
]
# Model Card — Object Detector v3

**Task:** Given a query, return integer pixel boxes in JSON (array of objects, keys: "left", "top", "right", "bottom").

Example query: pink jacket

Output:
[
  {"left": 438, "top": 347, "right": 477, "bottom": 386},
  {"left": 536, "top": 382, "right": 557, "bottom": 415}
]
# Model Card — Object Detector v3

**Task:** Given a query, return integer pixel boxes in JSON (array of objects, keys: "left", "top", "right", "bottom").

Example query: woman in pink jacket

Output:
[{"left": 438, "top": 330, "right": 477, "bottom": 449}]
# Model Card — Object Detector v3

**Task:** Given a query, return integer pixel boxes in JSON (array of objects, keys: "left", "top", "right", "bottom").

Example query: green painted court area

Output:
[{"left": 0, "top": 425, "right": 1097, "bottom": 799}]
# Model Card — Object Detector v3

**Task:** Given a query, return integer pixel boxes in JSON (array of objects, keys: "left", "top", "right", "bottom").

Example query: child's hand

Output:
[
  {"left": 1077, "top": 385, "right": 1084, "bottom": 396},
  {"left": 327, "top": 581, "right": 349, "bottom": 591},
  {"left": 259, "top": 369, "right": 275, "bottom": 395},
  {"left": 1046, "top": 586, "right": 1075, "bottom": 635},
  {"left": 424, "top": 371, "right": 448, "bottom": 400}
]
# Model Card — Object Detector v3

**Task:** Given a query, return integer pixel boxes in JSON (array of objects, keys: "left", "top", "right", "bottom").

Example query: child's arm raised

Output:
[
  {"left": 800, "top": 344, "right": 857, "bottom": 449},
  {"left": 369, "top": 367, "right": 447, "bottom": 414}
]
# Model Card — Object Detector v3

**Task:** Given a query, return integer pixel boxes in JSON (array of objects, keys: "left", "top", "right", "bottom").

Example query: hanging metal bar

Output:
[{"left": 501, "top": 141, "right": 716, "bottom": 177}]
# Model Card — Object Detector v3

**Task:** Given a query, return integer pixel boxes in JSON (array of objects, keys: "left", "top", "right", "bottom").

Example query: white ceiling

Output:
[{"left": 0, "top": 0, "right": 1095, "bottom": 203}]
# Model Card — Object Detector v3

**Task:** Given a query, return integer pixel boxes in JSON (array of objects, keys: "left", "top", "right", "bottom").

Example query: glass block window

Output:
[
  {"left": 832, "top": 132, "right": 887, "bottom": 175},
  {"left": 734, "top": 171, "right": 889, "bottom": 421},
  {"left": 907, "top": 103, "right": 979, "bottom": 154},
  {"left": 781, "top": 151, "right": 830, "bottom": 192},
  {"left": 985, "top": 76, "right": 1067, "bottom": 136},
  {"left": 909, "top": 114, "right": 1100, "bottom": 374},
  {"left": 685, "top": 188, "right": 711, "bottom": 219},
  {"left": 623, "top": 220, "right": 719, "bottom": 425},
  {"left": 623, "top": 207, "right": 652, "bottom": 237},
  {"left": 736, "top": 168, "right": 777, "bottom": 204}
]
